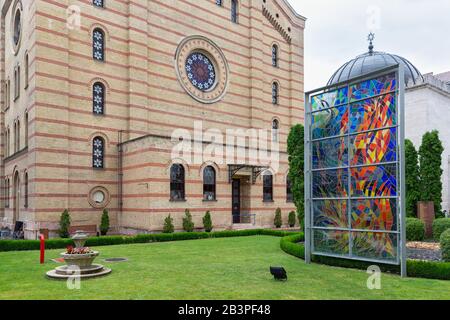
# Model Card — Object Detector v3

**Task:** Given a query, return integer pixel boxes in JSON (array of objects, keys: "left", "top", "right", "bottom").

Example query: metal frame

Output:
[{"left": 304, "top": 65, "right": 407, "bottom": 277}]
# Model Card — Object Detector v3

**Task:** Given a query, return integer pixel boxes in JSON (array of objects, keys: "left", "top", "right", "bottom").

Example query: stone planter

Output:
[
  {"left": 418, "top": 201, "right": 435, "bottom": 238},
  {"left": 61, "top": 251, "right": 99, "bottom": 268}
]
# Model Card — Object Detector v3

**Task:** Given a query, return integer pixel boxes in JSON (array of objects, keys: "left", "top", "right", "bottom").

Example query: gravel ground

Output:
[{"left": 407, "top": 248, "right": 442, "bottom": 261}]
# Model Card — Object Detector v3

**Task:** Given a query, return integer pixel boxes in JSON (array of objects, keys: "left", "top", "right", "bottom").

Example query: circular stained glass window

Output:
[{"left": 185, "top": 52, "right": 216, "bottom": 92}]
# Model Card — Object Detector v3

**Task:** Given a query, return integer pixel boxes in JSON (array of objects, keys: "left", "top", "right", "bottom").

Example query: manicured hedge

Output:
[
  {"left": 433, "top": 218, "right": 450, "bottom": 241},
  {"left": 406, "top": 218, "right": 425, "bottom": 241},
  {"left": 441, "top": 229, "right": 450, "bottom": 262},
  {"left": 0, "top": 229, "right": 299, "bottom": 252},
  {"left": 279, "top": 234, "right": 450, "bottom": 281}
]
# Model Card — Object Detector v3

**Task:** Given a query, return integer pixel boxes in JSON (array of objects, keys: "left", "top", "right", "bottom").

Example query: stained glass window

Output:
[
  {"left": 272, "top": 119, "right": 279, "bottom": 142},
  {"left": 272, "top": 45, "right": 278, "bottom": 67},
  {"left": 203, "top": 166, "right": 216, "bottom": 201},
  {"left": 216, "top": 0, "right": 222, "bottom": 6},
  {"left": 93, "top": 28, "right": 105, "bottom": 61},
  {"left": 272, "top": 82, "right": 279, "bottom": 105},
  {"left": 93, "top": 137, "right": 105, "bottom": 169},
  {"left": 263, "top": 173, "right": 273, "bottom": 202},
  {"left": 185, "top": 52, "right": 216, "bottom": 92},
  {"left": 93, "top": 0, "right": 104, "bottom": 7},
  {"left": 231, "top": 0, "right": 238, "bottom": 23},
  {"left": 93, "top": 82, "right": 105, "bottom": 115},
  {"left": 170, "top": 164, "right": 185, "bottom": 201}
]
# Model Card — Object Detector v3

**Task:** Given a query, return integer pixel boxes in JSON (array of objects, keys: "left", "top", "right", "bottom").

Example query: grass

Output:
[{"left": 0, "top": 235, "right": 449, "bottom": 300}]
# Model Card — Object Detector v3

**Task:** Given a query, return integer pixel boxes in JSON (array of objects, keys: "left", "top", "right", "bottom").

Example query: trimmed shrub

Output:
[
  {"left": 58, "top": 210, "right": 71, "bottom": 239},
  {"left": 203, "top": 211, "right": 213, "bottom": 233},
  {"left": 288, "top": 211, "right": 296, "bottom": 228},
  {"left": 432, "top": 218, "right": 450, "bottom": 241},
  {"left": 406, "top": 218, "right": 425, "bottom": 241},
  {"left": 182, "top": 209, "right": 194, "bottom": 232},
  {"left": 274, "top": 208, "right": 282, "bottom": 228},
  {"left": 100, "top": 209, "right": 110, "bottom": 236},
  {"left": 440, "top": 229, "right": 450, "bottom": 262},
  {"left": 163, "top": 215, "right": 175, "bottom": 234}
]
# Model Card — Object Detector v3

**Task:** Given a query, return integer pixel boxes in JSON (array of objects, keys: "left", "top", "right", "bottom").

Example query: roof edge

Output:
[{"left": 282, "top": 0, "right": 307, "bottom": 21}]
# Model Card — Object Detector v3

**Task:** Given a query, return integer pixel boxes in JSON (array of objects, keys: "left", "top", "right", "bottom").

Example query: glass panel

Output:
[
  {"left": 352, "top": 232, "right": 398, "bottom": 262},
  {"left": 313, "top": 229, "right": 350, "bottom": 256},
  {"left": 351, "top": 164, "right": 396, "bottom": 197},
  {"left": 313, "top": 137, "right": 348, "bottom": 169},
  {"left": 350, "top": 128, "right": 397, "bottom": 166},
  {"left": 313, "top": 200, "right": 348, "bottom": 228},
  {"left": 350, "top": 73, "right": 396, "bottom": 102},
  {"left": 313, "top": 169, "right": 348, "bottom": 198},
  {"left": 311, "top": 87, "right": 348, "bottom": 111},
  {"left": 349, "top": 94, "right": 396, "bottom": 133},
  {"left": 311, "top": 106, "right": 348, "bottom": 140},
  {"left": 351, "top": 199, "right": 397, "bottom": 231}
]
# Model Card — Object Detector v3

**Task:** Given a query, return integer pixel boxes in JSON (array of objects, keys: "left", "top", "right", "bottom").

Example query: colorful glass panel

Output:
[
  {"left": 313, "top": 230, "right": 350, "bottom": 256},
  {"left": 352, "top": 232, "right": 397, "bottom": 261},
  {"left": 350, "top": 73, "right": 396, "bottom": 102},
  {"left": 351, "top": 199, "right": 397, "bottom": 231},
  {"left": 350, "top": 94, "right": 396, "bottom": 133},
  {"left": 311, "top": 87, "right": 348, "bottom": 111},
  {"left": 350, "top": 164, "right": 397, "bottom": 197},
  {"left": 350, "top": 128, "right": 397, "bottom": 166},
  {"left": 311, "top": 106, "right": 348, "bottom": 139},
  {"left": 312, "top": 137, "right": 348, "bottom": 169},
  {"left": 313, "top": 200, "right": 348, "bottom": 229},
  {"left": 313, "top": 169, "right": 348, "bottom": 198},
  {"left": 185, "top": 52, "right": 216, "bottom": 92}
]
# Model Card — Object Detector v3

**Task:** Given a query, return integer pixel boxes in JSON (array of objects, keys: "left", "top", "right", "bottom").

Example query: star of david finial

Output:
[{"left": 368, "top": 32, "right": 375, "bottom": 54}]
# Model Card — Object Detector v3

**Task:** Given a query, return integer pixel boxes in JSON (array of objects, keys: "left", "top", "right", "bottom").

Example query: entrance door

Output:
[{"left": 232, "top": 179, "right": 241, "bottom": 224}]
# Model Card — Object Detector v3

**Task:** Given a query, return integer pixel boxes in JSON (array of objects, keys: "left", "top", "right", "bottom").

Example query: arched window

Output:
[
  {"left": 272, "top": 45, "right": 278, "bottom": 67},
  {"left": 93, "top": 0, "right": 104, "bottom": 7},
  {"left": 93, "top": 136, "right": 105, "bottom": 169},
  {"left": 272, "top": 119, "right": 279, "bottom": 142},
  {"left": 231, "top": 0, "right": 238, "bottom": 23},
  {"left": 93, "top": 82, "right": 105, "bottom": 115},
  {"left": 24, "top": 172, "right": 28, "bottom": 208},
  {"left": 5, "top": 178, "right": 10, "bottom": 208},
  {"left": 272, "top": 82, "right": 279, "bottom": 105},
  {"left": 263, "top": 172, "right": 273, "bottom": 202},
  {"left": 170, "top": 164, "right": 185, "bottom": 201},
  {"left": 93, "top": 28, "right": 105, "bottom": 61},
  {"left": 13, "top": 122, "right": 17, "bottom": 153},
  {"left": 216, "top": 0, "right": 222, "bottom": 6},
  {"left": 24, "top": 112, "right": 28, "bottom": 147},
  {"left": 16, "top": 120, "right": 20, "bottom": 152},
  {"left": 6, "top": 127, "right": 10, "bottom": 156},
  {"left": 286, "top": 176, "right": 293, "bottom": 202},
  {"left": 203, "top": 166, "right": 216, "bottom": 201},
  {"left": 24, "top": 53, "right": 29, "bottom": 89}
]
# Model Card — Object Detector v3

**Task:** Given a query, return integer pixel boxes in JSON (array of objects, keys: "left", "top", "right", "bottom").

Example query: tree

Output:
[
  {"left": 274, "top": 208, "right": 282, "bottom": 228},
  {"left": 287, "top": 124, "right": 305, "bottom": 229},
  {"left": 405, "top": 139, "right": 421, "bottom": 217},
  {"left": 163, "top": 215, "right": 174, "bottom": 234},
  {"left": 100, "top": 209, "right": 110, "bottom": 236},
  {"left": 182, "top": 209, "right": 194, "bottom": 232},
  {"left": 288, "top": 211, "right": 296, "bottom": 228},
  {"left": 203, "top": 211, "right": 213, "bottom": 232},
  {"left": 419, "top": 130, "right": 444, "bottom": 217},
  {"left": 59, "top": 209, "right": 71, "bottom": 238}
]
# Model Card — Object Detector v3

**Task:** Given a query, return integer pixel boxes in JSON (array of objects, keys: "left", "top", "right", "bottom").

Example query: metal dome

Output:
[{"left": 327, "top": 35, "right": 423, "bottom": 86}]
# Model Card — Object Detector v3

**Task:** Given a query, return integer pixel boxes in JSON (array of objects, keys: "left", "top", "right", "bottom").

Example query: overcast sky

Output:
[{"left": 289, "top": 0, "right": 450, "bottom": 91}]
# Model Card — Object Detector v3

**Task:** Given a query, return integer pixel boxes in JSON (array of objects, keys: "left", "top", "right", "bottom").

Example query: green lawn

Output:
[{"left": 0, "top": 236, "right": 449, "bottom": 300}]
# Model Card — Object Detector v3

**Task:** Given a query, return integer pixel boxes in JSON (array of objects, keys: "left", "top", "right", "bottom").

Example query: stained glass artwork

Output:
[
  {"left": 350, "top": 73, "right": 396, "bottom": 102},
  {"left": 93, "top": 29, "right": 104, "bottom": 61},
  {"left": 311, "top": 87, "right": 348, "bottom": 111},
  {"left": 272, "top": 82, "right": 279, "bottom": 105},
  {"left": 350, "top": 94, "right": 396, "bottom": 133},
  {"left": 352, "top": 232, "right": 397, "bottom": 261},
  {"left": 272, "top": 45, "right": 278, "bottom": 67},
  {"left": 350, "top": 128, "right": 397, "bottom": 166},
  {"left": 93, "top": 82, "right": 105, "bottom": 115},
  {"left": 311, "top": 106, "right": 348, "bottom": 139},
  {"left": 93, "top": 0, "right": 104, "bottom": 7},
  {"left": 351, "top": 164, "right": 396, "bottom": 198},
  {"left": 312, "top": 137, "right": 348, "bottom": 169},
  {"left": 307, "top": 71, "right": 402, "bottom": 264},
  {"left": 185, "top": 52, "right": 216, "bottom": 92},
  {"left": 93, "top": 137, "right": 104, "bottom": 169},
  {"left": 313, "top": 230, "right": 350, "bottom": 256},
  {"left": 313, "top": 169, "right": 348, "bottom": 198},
  {"left": 351, "top": 199, "right": 397, "bottom": 231},
  {"left": 313, "top": 200, "right": 348, "bottom": 229}
]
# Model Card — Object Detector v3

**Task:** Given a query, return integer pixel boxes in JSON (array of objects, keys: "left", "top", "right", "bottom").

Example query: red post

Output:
[{"left": 39, "top": 234, "right": 45, "bottom": 264}]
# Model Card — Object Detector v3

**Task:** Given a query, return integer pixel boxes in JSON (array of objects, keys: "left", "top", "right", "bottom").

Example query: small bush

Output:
[
  {"left": 288, "top": 211, "right": 296, "bottom": 228},
  {"left": 163, "top": 215, "right": 174, "bottom": 234},
  {"left": 274, "top": 208, "right": 282, "bottom": 228},
  {"left": 441, "top": 229, "right": 450, "bottom": 262},
  {"left": 406, "top": 218, "right": 425, "bottom": 241},
  {"left": 100, "top": 209, "right": 110, "bottom": 236},
  {"left": 58, "top": 210, "right": 71, "bottom": 238},
  {"left": 182, "top": 209, "right": 194, "bottom": 232},
  {"left": 433, "top": 218, "right": 450, "bottom": 241},
  {"left": 203, "top": 211, "right": 213, "bottom": 232}
]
